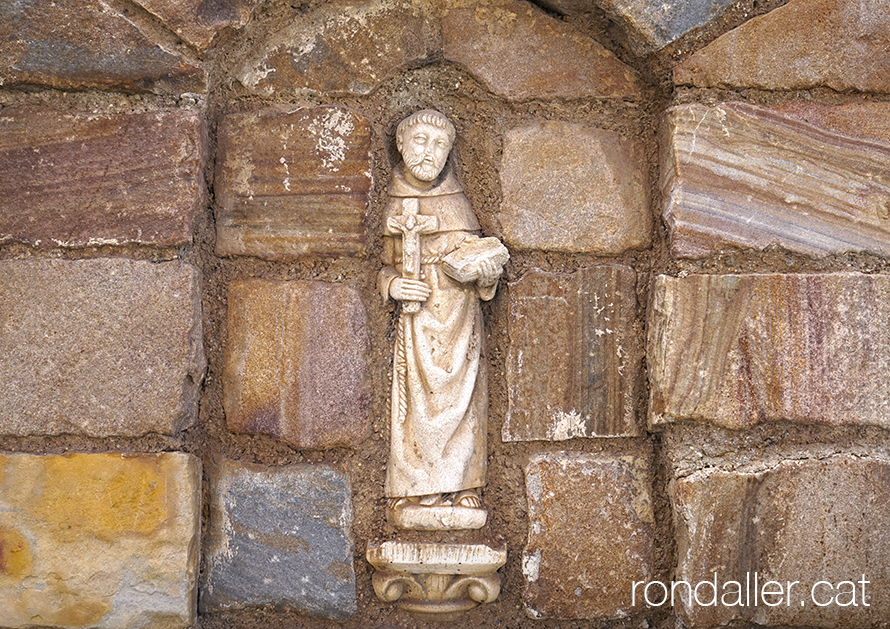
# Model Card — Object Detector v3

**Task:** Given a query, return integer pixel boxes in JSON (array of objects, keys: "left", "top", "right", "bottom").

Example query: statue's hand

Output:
[
  {"left": 390, "top": 277, "right": 431, "bottom": 303},
  {"left": 476, "top": 258, "right": 501, "bottom": 287}
]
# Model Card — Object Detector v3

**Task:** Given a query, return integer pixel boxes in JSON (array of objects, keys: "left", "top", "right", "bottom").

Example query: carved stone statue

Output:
[
  {"left": 378, "top": 109, "right": 507, "bottom": 530},
  {"left": 368, "top": 110, "right": 508, "bottom": 619}
]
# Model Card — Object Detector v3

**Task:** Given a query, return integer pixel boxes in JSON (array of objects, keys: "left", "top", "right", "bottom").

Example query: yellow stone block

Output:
[{"left": 0, "top": 453, "right": 201, "bottom": 629}]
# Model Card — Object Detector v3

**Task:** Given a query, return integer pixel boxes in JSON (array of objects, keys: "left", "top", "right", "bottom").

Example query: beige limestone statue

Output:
[{"left": 378, "top": 109, "right": 508, "bottom": 530}]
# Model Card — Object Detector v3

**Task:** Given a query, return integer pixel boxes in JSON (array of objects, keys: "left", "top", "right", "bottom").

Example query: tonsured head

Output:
[{"left": 396, "top": 109, "right": 456, "bottom": 182}]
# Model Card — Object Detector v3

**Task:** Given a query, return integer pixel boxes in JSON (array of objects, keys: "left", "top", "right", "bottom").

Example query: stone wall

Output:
[{"left": 1, "top": 0, "right": 889, "bottom": 627}]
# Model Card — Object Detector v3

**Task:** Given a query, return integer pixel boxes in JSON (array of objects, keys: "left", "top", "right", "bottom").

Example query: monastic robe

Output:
[{"left": 379, "top": 164, "right": 496, "bottom": 498}]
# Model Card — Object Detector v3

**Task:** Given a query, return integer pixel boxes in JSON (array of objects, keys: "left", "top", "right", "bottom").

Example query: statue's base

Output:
[
  {"left": 367, "top": 541, "right": 506, "bottom": 621},
  {"left": 390, "top": 503, "right": 487, "bottom": 530}
]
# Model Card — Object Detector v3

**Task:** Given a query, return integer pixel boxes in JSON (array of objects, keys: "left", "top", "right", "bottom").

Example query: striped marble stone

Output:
[
  {"left": 505, "top": 265, "right": 641, "bottom": 440},
  {"left": 648, "top": 273, "right": 890, "bottom": 429},
  {"left": 214, "top": 107, "right": 371, "bottom": 259},
  {"left": 0, "top": 108, "right": 207, "bottom": 249},
  {"left": 673, "top": 455, "right": 890, "bottom": 627},
  {"left": 223, "top": 279, "right": 371, "bottom": 449},
  {"left": 661, "top": 101, "right": 890, "bottom": 259}
]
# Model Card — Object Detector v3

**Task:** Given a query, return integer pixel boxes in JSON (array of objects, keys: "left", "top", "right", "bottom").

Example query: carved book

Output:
[{"left": 442, "top": 236, "right": 509, "bottom": 283}]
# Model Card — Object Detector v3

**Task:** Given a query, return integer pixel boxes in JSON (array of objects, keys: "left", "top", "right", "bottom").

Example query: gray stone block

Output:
[
  {"left": 201, "top": 460, "right": 356, "bottom": 620},
  {"left": 597, "top": 0, "right": 735, "bottom": 52}
]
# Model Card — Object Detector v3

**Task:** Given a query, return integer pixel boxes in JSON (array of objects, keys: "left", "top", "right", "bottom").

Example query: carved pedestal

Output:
[{"left": 367, "top": 541, "right": 506, "bottom": 621}]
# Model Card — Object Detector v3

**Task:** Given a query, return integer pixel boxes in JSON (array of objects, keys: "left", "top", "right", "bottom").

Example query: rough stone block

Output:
[
  {"left": 215, "top": 107, "right": 371, "bottom": 259},
  {"left": 498, "top": 121, "right": 650, "bottom": 253},
  {"left": 595, "top": 0, "right": 736, "bottom": 53},
  {"left": 533, "top": 0, "right": 590, "bottom": 15},
  {"left": 0, "top": 107, "right": 207, "bottom": 249},
  {"left": 201, "top": 459, "right": 356, "bottom": 620},
  {"left": 648, "top": 273, "right": 890, "bottom": 430},
  {"left": 0, "top": 0, "right": 204, "bottom": 93},
  {"left": 133, "top": 0, "right": 260, "bottom": 50},
  {"left": 673, "top": 456, "right": 890, "bottom": 627},
  {"left": 504, "top": 265, "right": 640, "bottom": 441},
  {"left": 524, "top": 451, "right": 654, "bottom": 619},
  {"left": 223, "top": 279, "right": 371, "bottom": 449},
  {"left": 674, "top": 0, "right": 890, "bottom": 93},
  {"left": 662, "top": 101, "right": 890, "bottom": 259},
  {"left": 442, "top": 0, "right": 641, "bottom": 101},
  {"left": 0, "top": 452, "right": 201, "bottom": 629},
  {"left": 0, "top": 258, "right": 205, "bottom": 437},
  {"left": 236, "top": 0, "right": 432, "bottom": 96}
]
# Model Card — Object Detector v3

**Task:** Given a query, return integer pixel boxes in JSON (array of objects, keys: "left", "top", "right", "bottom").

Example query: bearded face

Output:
[{"left": 398, "top": 122, "right": 453, "bottom": 182}]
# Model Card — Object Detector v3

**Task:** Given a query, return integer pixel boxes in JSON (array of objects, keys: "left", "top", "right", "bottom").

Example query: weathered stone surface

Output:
[
  {"left": 442, "top": 0, "right": 642, "bottom": 101},
  {"left": 648, "top": 273, "right": 890, "bottom": 430},
  {"left": 662, "top": 102, "right": 890, "bottom": 259},
  {"left": 0, "top": 107, "right": 207, "bottom": 249},
  {"left": 595, "top": 0, "right": 735, "bottom": 53},
  {"left": 237, "top": 0, "right": 433, "bottom": 96},
  {"left": 524, "top": 451, "right": 654, "bottom": 619},
  {"left": 134, "top": 0, "right": 260, "bottom": 50},
  {"left": 223, "top": 279, "right": 371, "bottom": 449},
  {"left": 505, "top": 265, "right": 640, "bottom": 441},
  {"left": 673, "top": 455, "right": 890, "bottom": 627},
  {"left": 0, "top": 259, "right": 205, "bottom": 437},
  {"left": 201, "top": 459, "right": 355, "bottom": 620},
  {"left": 0, "top": 0, "right": 204, "bottom": 92},
  {"left": 215, "top": 107, "right": 371, "bottom": 259},
  {"left": 499, "top": 121, "right": 650, "bottom": 253},
  {"left": 674, "top": 0, "right": 890, "bottom": 93},
  {"left": 0, "top": 452, "right": 201, "bottom": 629}
]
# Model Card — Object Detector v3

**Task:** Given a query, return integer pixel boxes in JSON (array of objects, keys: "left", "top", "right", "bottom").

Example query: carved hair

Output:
[{"left": 396, "top": 109, "right": 456, "bottom": 148}]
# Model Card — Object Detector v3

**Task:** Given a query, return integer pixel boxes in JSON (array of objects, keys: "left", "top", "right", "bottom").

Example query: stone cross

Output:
[{"left": 387, "top": 197, "right": 438, "bottom": 313}]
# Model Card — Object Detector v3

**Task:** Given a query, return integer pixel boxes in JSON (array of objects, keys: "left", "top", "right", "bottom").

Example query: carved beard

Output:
[{"left": 405, "top": 154, "right": 444, "bottom": 182}]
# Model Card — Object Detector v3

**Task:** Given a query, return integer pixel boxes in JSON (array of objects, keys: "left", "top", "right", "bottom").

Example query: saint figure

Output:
[{"left": 379, "top": 110, "right": 506, "bottom": 524}]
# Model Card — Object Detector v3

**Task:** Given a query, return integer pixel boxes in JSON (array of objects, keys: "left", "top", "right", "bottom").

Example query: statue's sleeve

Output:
[{"left": 378, "top": 235, "right": 399, "bottom": 301}]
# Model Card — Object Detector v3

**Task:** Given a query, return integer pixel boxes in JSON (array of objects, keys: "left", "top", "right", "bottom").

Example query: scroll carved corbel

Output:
[{"left": 368, "top": 541, "right": 506, "bottom": 621}]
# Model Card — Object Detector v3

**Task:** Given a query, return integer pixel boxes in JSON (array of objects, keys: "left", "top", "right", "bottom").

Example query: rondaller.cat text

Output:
[{"left": 633, "top": 573, "right": 871, "bottom": 608}]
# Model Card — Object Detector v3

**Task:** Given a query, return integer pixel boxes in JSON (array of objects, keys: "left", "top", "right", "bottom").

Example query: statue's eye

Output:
[{"left": 413, "top": 134, "right": 427, "bottom": 144}]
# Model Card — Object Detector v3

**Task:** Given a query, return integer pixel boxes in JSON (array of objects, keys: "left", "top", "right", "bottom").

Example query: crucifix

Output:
[{"left": 386, "top": 197, "right": 438, "bottom": 314}]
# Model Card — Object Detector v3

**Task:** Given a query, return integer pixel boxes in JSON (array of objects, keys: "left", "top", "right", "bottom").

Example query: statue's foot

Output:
[
  {"left": 388, "top": 494, "right": 444, "bottom": 509},
  {"left": 388, "top": 490, "right": 487, "bottom": 530},
  {"left": 454, "top": 489, "right": 483, "bottom": 509},
  {"left": 418, "top": 493, "right": 442, "bottom": 506},
  {"left": 387, "top": 496, "right": 417, "bottom": 509}
]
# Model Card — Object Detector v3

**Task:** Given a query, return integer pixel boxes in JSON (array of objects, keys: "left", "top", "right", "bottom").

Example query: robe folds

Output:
[{"left": 379, "top": 165, "right": 495, "bottom": 498}]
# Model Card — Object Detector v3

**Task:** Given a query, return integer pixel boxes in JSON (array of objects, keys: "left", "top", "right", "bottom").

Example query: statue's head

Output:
[{"left": 396, "top": 109, "right": 455, "bottom": 183}]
